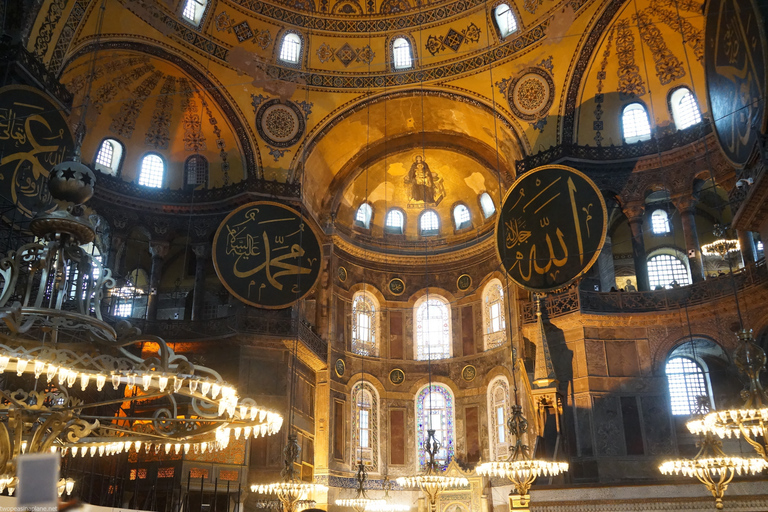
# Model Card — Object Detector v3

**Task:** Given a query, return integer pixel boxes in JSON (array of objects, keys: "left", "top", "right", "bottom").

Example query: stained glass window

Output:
[
  {"left": 352, "top": 292, "right": 378, "bottom": 356},
  {"left": 483, "top": 279, "right": 506, "bottom": 350},
  {"left": 415, "top": 297, "right": 451, "bottom": 360},
  {"left": 666, "top": 357, "right": 709, "bottom": 415},
  {"left": 416, "top": 384, "right": 454, "bottom": 467},
  {"left": 488, "top": 377, "right": 511, "bottom": 459},
  {"left": 351, "top": 382, "right": 378, "bottom": 470}
]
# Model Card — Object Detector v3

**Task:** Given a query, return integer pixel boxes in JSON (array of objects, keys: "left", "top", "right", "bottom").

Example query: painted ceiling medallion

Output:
[
  {"left": 255, "top": 99, "right": 305, "bottom": 147},
  {"left": 507, "top": 68, "right": 555, "bottom": 121}
]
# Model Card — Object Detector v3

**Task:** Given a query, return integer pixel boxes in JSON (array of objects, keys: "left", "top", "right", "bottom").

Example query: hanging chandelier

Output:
[
  {"left": 251, "top": 434, "right": 328, "bottom": 512},
  {"left": 701, "top": 239, "right": 740, "bottom": 258},
  {"left": 396, "top": 429, "right": 469, "bottom": 512},
  {"left": 477, "top": 405, "right": 568, "bottom": 507},
  {"left": 686, "top": 330, "right": 768, "bottom": 458},
  {"left": 336, "top": 461, "right": 386, "bottom": 512},
  {"left": 0, "top": 165, "right": 282, "bottom": 489}
]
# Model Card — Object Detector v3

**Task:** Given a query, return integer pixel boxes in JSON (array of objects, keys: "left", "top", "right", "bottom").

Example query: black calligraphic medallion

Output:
[
  {"left": 496, "top": 165, "right": 607, "bottom": 292},
  {"left": 705, "top": 0, "right": 767, "bottom": 166},
  {"left": 212, "top": 201, "right": 323, "bottom": 309},
  {"left": 0, "top": 86, "right": 74, "bottom": 218}
]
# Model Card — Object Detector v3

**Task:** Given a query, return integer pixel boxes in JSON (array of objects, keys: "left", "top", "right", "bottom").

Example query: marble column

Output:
[
  {"left": 147, "top": 241, "right": 169, "bottom": 320},
  {"left": 674, "top": 197, "right": 704, "bottom": 283},
  {"left": 624, "top": 205, "right": 650, "bottom": 291},
  {"left": 108, "top": 234, "right": 126, "bottom": 276},
  {"left": 597, "top": 234, "right": 616, "bottom": 291},
  {"left": 738, "top": 230, "right": 757, "bottom": 266},
  {"left": 191, "top": 243, "right": 209, "bottom": 321}
]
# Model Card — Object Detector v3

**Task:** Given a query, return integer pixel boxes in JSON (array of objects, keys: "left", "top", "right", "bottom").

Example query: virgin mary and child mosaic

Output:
[{"left": 404, "top": 155, "right": 445, "bottom": 207}]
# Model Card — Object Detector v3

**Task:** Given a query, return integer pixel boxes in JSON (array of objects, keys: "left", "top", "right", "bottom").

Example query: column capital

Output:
[
  {"left": 191, "top": 242, "right": 210, "bottom": 259},
  {"left": 622, "top": 202, "right": 645, "bottom": 222},
  {"left": 149, "top": 240, "right": 170, "bottom": 259},
  {"left": 671, "top": 194, "right": 698, "bottom": 214}
]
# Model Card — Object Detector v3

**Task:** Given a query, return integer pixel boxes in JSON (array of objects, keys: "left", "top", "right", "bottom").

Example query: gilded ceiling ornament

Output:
[
  {"left": 109, "top": 70, "right": 163, "bottom": 138},
  {"left": 615, "top": 19, "right": 646, "bottom": 99},
  {"left": 317, "top": 43, "right": 336, "bottom": 63},
  {"left": 504, "top": 68, "right": 555, "bottom": 123},
  {"left": 424, "top": 23, "right": 481, "bottom": 56},
  {"left": 255, "top": 30, "right": 273, "bottom": 50},
  {"left": 633, "top": 11, "right": 686, "bottom": 85}
]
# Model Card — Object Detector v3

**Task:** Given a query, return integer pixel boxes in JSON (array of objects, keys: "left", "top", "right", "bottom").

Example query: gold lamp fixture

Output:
[
  {"left": 336, "top": 461, "right": 386, "bottom": 512},
  {"left": 701, "top": 239, "right": 740, "bottom": 259},
  {"left": 477, "top": 404, "right": 568, "bottom": 508}
]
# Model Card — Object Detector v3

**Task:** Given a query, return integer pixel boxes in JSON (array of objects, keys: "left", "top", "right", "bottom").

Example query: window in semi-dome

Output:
[
  {"left": 351, "top": 382, "right": 379, "bottom": 470},
  {"left": 279, "top": 33, "right": 302, "bottom": 64},
  {"left": 385, "top": 209, "right": 404, "bottom": 234},
  {"left": 670, "top": 87, "right": 702, "bottom": 130},
  {"left": 184, "top": 155, "right": 208, "bottom": 188},
  {"left": 453, "top": 204, "right": 471, "bottom": 230},
  {"left": 647, "top": 253, "right": 690, "bottom": 289},
  {"left": 666, "top": 356, "right": 711, "bottom": 415},
  {"left": 483, "top": 279, "right": 506, "bottom": 350},
  {"left": 416, "top": 384, "right": 455, "bottom": 467},
  {"left": 415, "top": 297, "right": 451, "bottom": 360},
  {"left": 392, "top": 37, "right": 413, "bottom": 69},
  {"left": 182, "top": 0, "right": 207, "bottom": 25},
  {"left": 480, "top": 192, "right": 496, "bottom": 218},
  {"left": 651, "top": 209, "right": 671, "bottom": 234},
  {"left": 352, "top": 292, "right": 378, "bottom": 356},
  {"left": 138, "top": 154, "right": 164, "bottom": 188},
  {"left": 94, "top": 138, "right": 123, "bottom": 176},
  {"left": 622, "top": 103, "right": 652, "bottom": 143},
  {"left": 419, "top": 210, "right": 439, "bottom": 236},
  {"left": 488, "top": 377, "right": 511, "bottom": 459},
  {"left": 494, "top": 3, "right": 518, "bottom": 38},
  {"left": 355, "top": 203, "right": 373, "bottom": 228}
]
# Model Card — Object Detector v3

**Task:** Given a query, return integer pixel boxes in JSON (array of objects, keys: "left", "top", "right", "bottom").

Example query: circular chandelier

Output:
[
  {"left": 396, "top": 429, "right": 469, "bottom": 512},
  {"left": 477, "top": 405, "right": 568, "bottom": 507},
  {"left": 701, "top": 239, "right": 740, "bottom": 258},
  {"left": 0, "top": 167, "right": 282, "bottom": 487}
]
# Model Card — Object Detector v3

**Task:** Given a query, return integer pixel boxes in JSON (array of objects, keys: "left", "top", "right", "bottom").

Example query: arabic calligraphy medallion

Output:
[
  {"left": 212, "top": 201, "right": 323, "bottom": 309},
  {"left": 0, "top": 86, "right": 74, "bottom": 218},
  {"left": 705, "top": 0, "right": 767, "bottom": 166},
  {"left": 496, "top": 165, "right": 607, "bottom": 292}
]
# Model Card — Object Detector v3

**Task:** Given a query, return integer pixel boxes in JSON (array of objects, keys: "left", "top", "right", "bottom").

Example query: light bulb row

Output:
[
  {"left": 251, "top": 482, "right": 329, "bottom": 495},
  {"left": 57, "top": 478, "right": 75, "bottom": 496},
  {"left": 659, "top": 457, "right": 768, "bottom": 477},
  {"left": 395, "top": 475, "right": 469, "bottom": 488},
  {"left": 476, "top": 460, "right": 569, "bottom": 479},
  {"left": 335, "top": 498, "right": 388, "bottom": 508},
  {"left": 687, "top": 408, "right": 768, "bottom": 439},
  {"left": 0, "top": 475, "right": 15, "bottom": 495}
]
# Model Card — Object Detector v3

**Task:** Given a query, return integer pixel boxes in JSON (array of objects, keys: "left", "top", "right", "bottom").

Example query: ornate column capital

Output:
[
  {"left": 622, "top": 202, "right": 645, "bottom": 222},
  {"left": 148, "top": 240, "right": 170, "bottom": 259},
  {"left": 191, "top": 242, "right": 210, "bottom": 259},
  {"left": 672, "top": 194, "right": 698, "bottom": 214}
]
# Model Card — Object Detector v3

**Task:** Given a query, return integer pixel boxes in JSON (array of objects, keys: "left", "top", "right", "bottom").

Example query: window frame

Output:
[
  {"left": 180, "top": 0, "right": 209, "bottom": 27},
  {"left": 414, "top": 295, "right": 452, "bottom": 361},
  {"left": 487, "top": 376, "right": 511, "bottom": 459},
  {"left": 452, "top": 203, "right": 472, "bottom": 231},
  {"left": 184, "top": 154, "right": 209, "bottom": 188},
  {"left": 354, "top": 202, "right": 374, "bottom": 230},
  {"left": 650, "top": 209, "right": 671, "bottom": 235},
  {"left": 138, "top": 153, "right": 166, "bottom": 189},
  {"left": 482, "top": 278, "right": 507, "bottom": 350},
  {"left": 384, "top": 208, "right": 406, "bottom": 235},
  {"left": 351, "top": 291, "right": 379, "bottom": 357},
  {"left": 415, "top": 384, "right": 456, "bottom": 468},
  {"left": 665, "top": 356, "right": 713, "bottom": 416},
  {"left": 491, "top": 1, "right": 519, "bottom": 39},
  {"left": 647, "top": 249, "right": 692, "bottom": 289},
  {"left": 621, "top": 102, "right": 652, "bottom": 143},
  {"left": 668, "top": 86, "right": 702, "bottom": 131},
  {"left": 93, "top": 138, "right": 124, "bottom": 176},
  {"left": 479, "top": 192, "right": 496, "bottom": 219},
  {"left": 419, "top": 209, "right": 440, "bottom": 236},
  {"left": 389, "top": 35, "right": 416, "bottom": 71},
  {"left": 277, "top": 30, "right": 305, "bottom": 68},
  {"left": 351, "top": 382, "right": 379, "bottom": 470}
]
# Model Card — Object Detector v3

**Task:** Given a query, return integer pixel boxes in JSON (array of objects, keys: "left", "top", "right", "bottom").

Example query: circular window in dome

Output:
[
  {"left": 255, "top": 99, "right": 305, "bottom": 147},
  {"left": 506, "top": 68, "right": 554, "bottom": 121}
]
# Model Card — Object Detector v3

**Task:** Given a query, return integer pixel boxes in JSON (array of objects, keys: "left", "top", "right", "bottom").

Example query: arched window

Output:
[
  {"left": 647, "top": 253, "right": 691, "bottom": 289},
  {"left": 622, "top": 103, "right": 652, "bottom": 143},
  {"left": 483, "top": 279, "right": 506, "bottom": 350},
  {"left": 416, "top": 384, "right": 455, "bottom": 467},
  {"left": 138, "top": 154, "right": 164, "bottom": 188},
  {"left": 182, "top": 0, "right": 207, "bottom": 25},
  {"left": 480, "top": 192, "right": 496, "bottom": 218},
  {"left": 666, "top": 357, "right": 710, "bottom": 415},
  {"left": 184, "top": 155, "right": 208, "bottom": 187},
  {"left": 415, "top": 296, "right": 451, "bottom": 360},
  {"left": 351, "top": 382, "right": 379, "bottom": 470},
  {"left": 651, "top": 209, "right": 671, "bottom": 234},
  {"left": 392, "top": 37, "right": 413, "bottom": 70},
  {"left": 419, "top": 210, "right": 439, "bottom": 236},
  {"left": 352, "top": 292, "right": 378, "bottom": 356},
  {"left": 279, "top": 33, "right": 302, "bottom": 64},
  {"left": 493, "top": 3, "right": 518, "bottom": 38},
  {"left": 385, "top": 209, "right": 404, "bottom": 234},
  {"left": 355, "top": 203, "right": 373, "bottom": 228},
  {"left": 94, "top": 138, "right": 124, "bottom": 176},
  {"left": 453, "top": 204, "right": 471, "bottom": 230},
  {"left": 670, "top": 87, "right": 702, "bottom": 130},
  {"left": 487, "top": 377, "right": 511, "bottom": 459}
]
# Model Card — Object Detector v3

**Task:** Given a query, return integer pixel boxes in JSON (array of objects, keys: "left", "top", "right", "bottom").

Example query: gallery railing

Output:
[{"left": 522, "top": 259, "right": 767, "bottom": 323}]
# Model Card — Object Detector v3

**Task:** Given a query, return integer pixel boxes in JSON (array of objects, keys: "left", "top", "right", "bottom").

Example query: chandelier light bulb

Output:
[
  {"left": 174, "top": 444, "right": 181, "bottom": 454},
  {"left": 112, "top": 374, "right": 121, "bottom": 390},
  {"left": 98, "top": 445, "right": 105, "bottom": 456},
  {"left": 46, "top": 364, "right": 58, "bottom": 383},
  {"left": 211, "top": 383, "right": 221, "bottom": 399},
  {"left": 244, "top": 426, "right": 252, "bottom": 438},
  {"left": 184, "top": 443, "right": 191, "bottom": 454},
  {"left": 34, "top": 360, "right": 44, "bottom": 379},
  {"left": 142, "top": 374, "right": 151, "bottom": 391},
  {"left": 15, "top": 359, "right": 28, "bottom": 376},
  {"left": 189, "top": 379, "right": 199, "bottom": 393},
  {"left": 165, "top": 443, "right": 171, "bottom": 454},
  {"left": 173, "top": 376, "right": 183, "bottom": 392},
  {"left": 72, "top": 447, "right": 79, "bottom": 457},
  {"left": 89, "top": 446, "right": 96, "bottom": 457},
  {"left": 201, "top": 381, "right": 211, "bottom": 396},
  {"left": 128, "top": 374, "right": 137, "bottom": 388},
  {"left": 57, "top": 367, "right": 69, "bottom": 386},
  {"left": 20, "top": 441, "right": 27, "bottom": 453},
  {"left": 65, "top": 479, "right": 75, "bottom": 495},
  {"left": 95, "top": 374, "right": 106, "bottom": 391},
  {"left": 158, "top": 375, "right": 169, "bottom": 392},
  {"left": 0, "top": 356, "right": 9, "bottom": 373},
  {"left": 234, "top": 427, "right": 241, "bottom": 440},
  {"left": 80, "top": 373, "right": 90, "bottom": 391},
  {"left": 66, "top": 371, "right": 77, "bottom": 388}
]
